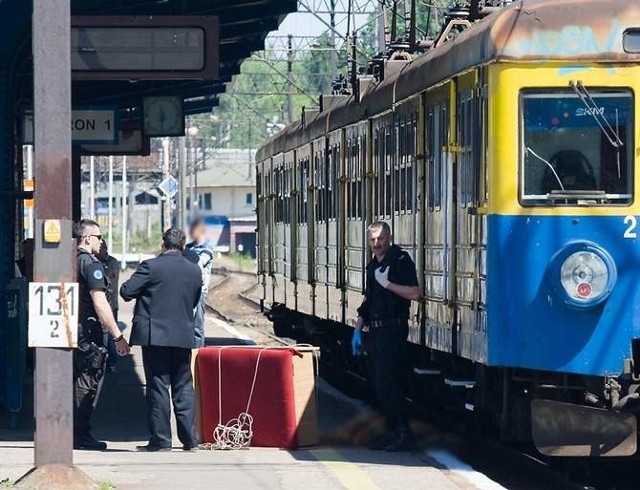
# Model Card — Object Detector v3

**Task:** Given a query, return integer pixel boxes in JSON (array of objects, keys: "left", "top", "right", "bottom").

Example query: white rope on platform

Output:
[{"left": 201, "top": 345, "right": 305, "bottom": 450}]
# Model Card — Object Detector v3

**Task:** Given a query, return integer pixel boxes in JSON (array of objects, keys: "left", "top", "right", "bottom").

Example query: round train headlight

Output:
[
  {"left": 560, "top": 251, "right": 608, "bottom": 300},
  {"left": 549, "top": 242, "right": 617, "bottom": 308}
]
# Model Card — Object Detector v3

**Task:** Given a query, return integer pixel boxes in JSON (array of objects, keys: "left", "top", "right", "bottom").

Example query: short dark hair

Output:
[
  {"left": 189, "top": 218, "right": 205, "bottom": 231},
  {"left": 73, "top": 219, "right": 100, "bottom": 239},
  {"left": 163, "top": 228, "right": 186, "bottom": 251}
]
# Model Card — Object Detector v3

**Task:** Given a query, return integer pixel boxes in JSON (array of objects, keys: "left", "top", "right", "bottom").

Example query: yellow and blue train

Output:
[{"left": 256, "top": 0, "right": 640, "bottom": 456}]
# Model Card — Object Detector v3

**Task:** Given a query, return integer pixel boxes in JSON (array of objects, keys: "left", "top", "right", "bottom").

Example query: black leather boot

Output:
[
  {"left": 384, "top": 426, "right": 415, "bottom": 452},
  {"left": 368, "top": 432, "right": 395, "bottom": 451}
]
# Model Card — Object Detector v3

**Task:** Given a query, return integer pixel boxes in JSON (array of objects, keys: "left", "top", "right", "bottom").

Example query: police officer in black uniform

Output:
[
  {"left": 74, "top": 219, "right": 130, "bottom": 450},
  {"left": 352, "top": 221, "right": 420, "bottom": 452}
]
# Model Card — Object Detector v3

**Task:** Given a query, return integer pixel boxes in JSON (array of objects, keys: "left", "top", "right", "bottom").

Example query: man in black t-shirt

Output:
[
  {"left": 353, "top": 221, "right": 420, "bottom": 452},
  {"left": 74, "top": 219, "right": 130, "bottom": 451}
]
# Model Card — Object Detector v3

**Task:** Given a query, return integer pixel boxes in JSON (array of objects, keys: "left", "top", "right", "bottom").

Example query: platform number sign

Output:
[{"left": 28, "top": 282, "right": 79, "bottom": 348}]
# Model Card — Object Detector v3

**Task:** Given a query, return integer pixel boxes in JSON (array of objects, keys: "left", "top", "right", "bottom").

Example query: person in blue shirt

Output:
[{"left": 184, "top": 219, "right": 214, "bottom": 348}]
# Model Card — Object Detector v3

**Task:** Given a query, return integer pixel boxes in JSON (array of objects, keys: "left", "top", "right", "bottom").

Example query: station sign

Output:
[
  {"left": 23, "top": 109, "right": 118, "bottom": 144},
  {"left": 157, "top": 176, "right": 179, "bottom": 198},
  {"left": 71, "top": 16, "right": 219, "bottom": 81},
  {"left": 28, "top": 282, "right": 79, "bottom": 348},
  {"left": 80, "top": 128, "right": 150, "bottom": 156}
]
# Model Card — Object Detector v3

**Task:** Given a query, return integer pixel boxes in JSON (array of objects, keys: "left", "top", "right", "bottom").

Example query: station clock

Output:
[{"left": 142, "top": 96, "right": 185, "bottom": 137}]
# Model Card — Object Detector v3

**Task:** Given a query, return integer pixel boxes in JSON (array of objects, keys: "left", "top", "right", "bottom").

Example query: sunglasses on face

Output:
[{"left": 86, "top": 234, "right": 102, "bottom": 241}]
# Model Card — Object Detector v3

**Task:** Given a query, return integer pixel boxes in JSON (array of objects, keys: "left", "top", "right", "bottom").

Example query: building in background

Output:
[{"left": 193, "top": 149, "right": 256, "bottom": 257}]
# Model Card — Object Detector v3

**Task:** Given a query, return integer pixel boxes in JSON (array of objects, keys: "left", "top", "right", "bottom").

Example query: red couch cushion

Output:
[{"left": 196, "top": 346, "right": 299, "bottom": 448}]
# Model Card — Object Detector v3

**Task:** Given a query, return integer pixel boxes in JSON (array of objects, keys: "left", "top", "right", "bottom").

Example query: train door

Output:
[
  {"left": 344, "top": 123, "right": 367, "bottom": 327},
  {"left": 424, "top": 88, "right": 454, "bottom": 354},
  {"left": 256, "top": 158, "right": 267, "bottom": 304},
  {"left": 326, "top": 130, "right": 343, "bottom": 323},
  {"left": 273, "top": 154, "right": 287, "bottom": 306},
  {"left": 455, "top": 72, "right": 488, "bottom": 363},
  {"left": 312, "top": 139, "right": 329, "bottom": 320},
  {"left": 283, "top": 152, "right": 296, "bottom": 310},
  {"left": 265, "top": 157, "right": 276, "bottom": 306},
  {"left": 393, "top": 100, "right": 421, "bottom": 344},
  {"left": 296, "top": 146, "right": 313, "bottom": 316}
]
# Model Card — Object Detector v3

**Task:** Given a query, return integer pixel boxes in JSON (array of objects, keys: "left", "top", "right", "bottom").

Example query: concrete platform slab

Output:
[{"left": 0, "top": 287, "right": 507, "bottom": 490}]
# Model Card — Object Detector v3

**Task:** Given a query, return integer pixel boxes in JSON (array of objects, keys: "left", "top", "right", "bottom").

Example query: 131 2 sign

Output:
[{"left": 28, "top": 282, "right": 79, "bottom": 348}]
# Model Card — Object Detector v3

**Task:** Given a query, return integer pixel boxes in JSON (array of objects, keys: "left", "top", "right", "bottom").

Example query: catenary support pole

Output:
[
  {"left": 32, "top": 0, "right": 73, "bottom": 467},
  {"left": 121, "top": 156, "right": 127, "bottom": 269},
  {"left": 89, "top": 156, "right": 95, "bottom": 219},
  {"left": 162, "top": 138, "right": 171, "bottom": 230},
  {"left": 179, "top": 137, "right": 187, "bottom": 230},
  {"left": 108, "top": 155, "right": 114, "bottom": 251}
]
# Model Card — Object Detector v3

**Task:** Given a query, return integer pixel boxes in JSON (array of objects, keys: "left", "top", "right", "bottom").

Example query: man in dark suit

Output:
[{"left": 120, "top": 228, "right": 202, "bottom": 452}]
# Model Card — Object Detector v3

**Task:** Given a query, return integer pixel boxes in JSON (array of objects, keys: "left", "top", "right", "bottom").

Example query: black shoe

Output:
[
  {"left": 368, "top": 432, "right": 395, "bottom": 451},
  {"left": 136, "top": 443, "right": 171, "bottom": 452},
  {"left": 74, "top": 434, "right": 107, "bottom": 451},
  {"left": 182, "top": 445, "right": 199, "bottom": 452},
  {"left": 384, "top": 428, "right": 415, "bottom": 452}
]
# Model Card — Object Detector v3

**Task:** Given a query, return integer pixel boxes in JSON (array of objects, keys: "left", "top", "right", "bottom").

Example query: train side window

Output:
[
  {"left": 407, "top": 117, "right": 416, "bottom": 212},
  {"left": 358, "top": 134, "right": 366, "bottom": 219},
  {"left": 330, "top": 144, "right": 338, "bottom": 220},
  {"left": 437, "top": 102, "right": 447, "bottom": 209},
  {"left": 284, "top": 165, "right": 290, "bottom": 225},
  {"left": 428, "top": 103, "right": 444, "bottom": 210},
  {"left": 385, "top": 126, "right": 393, "bottom": 216},
  {"left": 427, "top": 108, "right": 436, "bottom": 210},
  {"left": 299, "top": 159, "right": 308, "bottom": 224},
  {"left": 459, "top": 90, "right": 478, "bottom": 206},
  {"left": 315, "top": 152, "right": 324, "bottom": 223},
  {"left": 459, "top": 95, "right": 467, "bottom": 206},
  {"left": 375, "top": 127, "right": 384, "bottom": 216},
  {"left": 395, "top": 122, "right": 404, "bottom": 213},
  {"left": 304, "top": 159, "right": 310, "bottom": 223},
  {"left": 351, "top": 135, "right": 361, "bottom": 220},
  {"left": 274, "top": 168, "right": 281, "bottom": 223}
]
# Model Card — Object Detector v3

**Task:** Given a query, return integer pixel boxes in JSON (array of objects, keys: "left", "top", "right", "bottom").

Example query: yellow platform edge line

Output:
[{"left": 309, "top": 448, "right": 381, "bottom": 490}]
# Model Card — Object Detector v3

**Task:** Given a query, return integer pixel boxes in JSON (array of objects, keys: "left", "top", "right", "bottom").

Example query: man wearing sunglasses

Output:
[{"left": 73, "top": 219, "right": 130, "bottom": 451}]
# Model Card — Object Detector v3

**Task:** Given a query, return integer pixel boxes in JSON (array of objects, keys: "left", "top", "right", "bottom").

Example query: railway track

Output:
[
  {"left": 205, "top": 269, "right": 626, "bottom": 490},
  {"left": 205, "top": 268, "right": 285, "bottom": 346}
]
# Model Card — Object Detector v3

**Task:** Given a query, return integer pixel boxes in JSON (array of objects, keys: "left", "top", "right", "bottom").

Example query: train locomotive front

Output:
[{"left": 485, "top": 16, "right": 640, "bottom": 456}]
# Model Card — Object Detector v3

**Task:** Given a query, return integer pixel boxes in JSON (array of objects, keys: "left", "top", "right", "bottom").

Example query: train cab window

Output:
[
  {"left": 623, "top": 29, "right": 640, "bottom": 53},
  {"left": 521, "top": 89, "right": 633, "bottom": 206}
]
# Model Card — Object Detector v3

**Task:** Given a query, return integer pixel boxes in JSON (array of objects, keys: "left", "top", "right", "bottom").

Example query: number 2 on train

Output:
[{"left": 623, "top": 215, "right": 637, "bottom": 239}]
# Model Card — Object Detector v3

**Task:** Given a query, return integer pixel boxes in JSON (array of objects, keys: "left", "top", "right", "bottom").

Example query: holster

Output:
[{"left": 77, "top": 341, "right": 107, "bottom": 372}]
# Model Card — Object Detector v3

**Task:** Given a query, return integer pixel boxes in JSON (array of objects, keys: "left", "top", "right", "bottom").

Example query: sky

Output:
[{"left": 266, "top": 0, "right": 379, "bottom": 49}]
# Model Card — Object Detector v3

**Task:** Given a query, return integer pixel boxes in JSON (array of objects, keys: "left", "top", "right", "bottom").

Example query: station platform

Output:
[{"left": 0, "top": 300, "right": 506, "bottom": 490}]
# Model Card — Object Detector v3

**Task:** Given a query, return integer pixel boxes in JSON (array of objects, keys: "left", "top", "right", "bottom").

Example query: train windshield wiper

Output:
[
  {"left": 569, "top": 81, "right": 624, "bottom": 149},
  {"left": 569, "top": 81, "right": 625, "bottom": 179},
  {"left": 547, "top": 190, "right": 607, "bottom": 204}
]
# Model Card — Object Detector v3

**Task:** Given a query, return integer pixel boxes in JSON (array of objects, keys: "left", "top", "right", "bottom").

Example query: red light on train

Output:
[{"left": 576, "top": 282, "right": 592, "bottom": 298}]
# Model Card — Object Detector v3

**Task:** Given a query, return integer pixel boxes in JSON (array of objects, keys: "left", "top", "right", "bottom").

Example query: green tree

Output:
[{"left": 189, "top": 0, "right": 460, "bottom": 150}]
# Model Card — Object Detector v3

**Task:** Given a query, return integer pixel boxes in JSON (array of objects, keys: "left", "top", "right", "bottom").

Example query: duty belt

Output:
[{"left": 370, "top": 318, "right": 404, "bottom": 328}]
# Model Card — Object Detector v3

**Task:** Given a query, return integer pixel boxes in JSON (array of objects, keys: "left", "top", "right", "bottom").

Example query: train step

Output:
[{"left": 444, "top": 378, "right": 476, "bottom": 389}]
